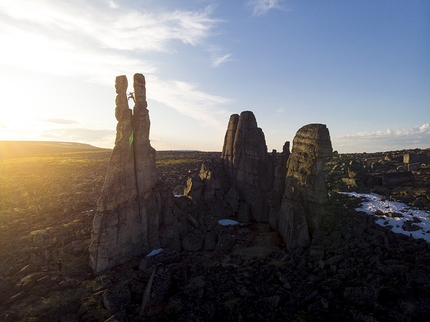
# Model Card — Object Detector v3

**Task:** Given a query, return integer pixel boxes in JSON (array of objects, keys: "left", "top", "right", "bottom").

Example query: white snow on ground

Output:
[
  {"left": 218, "top": 219, "right": 240, "bottom": 226},
  {"left": 146, "top": 248, "right": 163, "bottom": 257},
  {"left": 340, "top": 192, "right": 430, "bottom": 243}
]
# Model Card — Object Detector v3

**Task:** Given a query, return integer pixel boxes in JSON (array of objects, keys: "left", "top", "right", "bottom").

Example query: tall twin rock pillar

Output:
[{"left": 89, "top": 74, "right": 164, "bottom": 274}]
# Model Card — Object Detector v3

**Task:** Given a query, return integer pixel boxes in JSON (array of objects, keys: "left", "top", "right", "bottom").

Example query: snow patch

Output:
[
  {"left": 218, "top": 219, "right": 240, "bottom": 226},
  {"left": 146, "top": 248, "right": 163, "bottom": 257},
  {"left": 340, "top": 192, "right": 430, "bottom": 243}
]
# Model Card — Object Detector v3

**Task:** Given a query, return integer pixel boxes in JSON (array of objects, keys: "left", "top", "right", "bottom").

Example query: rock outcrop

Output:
[
  {"left": 221, "top": 111, "right": 275, "bottom": 223},
  {"left": 268, "top": 142, "right": 290, "bottom": 229},
  {"left": 89, "top": 75, "right": 333, "bottom": 274},
  {"left": 89, "top": 74, "right": 178, "bottom": 274},
  {"left": 185, "top": 112, "right": 333, "bottom": 252},
  {"left": 278, "top": 124, "right": 332, "bottom": 251}
]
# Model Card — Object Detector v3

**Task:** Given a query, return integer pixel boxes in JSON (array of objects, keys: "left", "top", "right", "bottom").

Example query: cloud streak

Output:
[
  {"left": 1, "top": 1, "right": 219, "bottom": 53},
  {"left": 333, "top": 124, "right": 430, "bottom": 153},
  {"left": 43, "top": 118, "right": 80, "bottom": 125},
  {"left": 148, "top": 76, "right": 233, "bottom": 131},
  {"left": 0, "top": 0, "right": 232, "bottom": 132},
  {"left": 248, "top": 0, "right": 284, "bottom": 16},
  {"left": 212, "top": 54, "right": 232, "bottom": 68}
]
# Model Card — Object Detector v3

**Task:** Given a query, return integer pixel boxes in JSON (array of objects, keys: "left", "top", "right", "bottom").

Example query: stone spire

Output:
[
  {"left": 221, "top": 111, "right": 274, "bottom": 222},
  {"left": 277, "top": 124, "right": 332, "bottom": 251},
  {"left": 89, "top": 74, "right": 167, "bottom": 274}
]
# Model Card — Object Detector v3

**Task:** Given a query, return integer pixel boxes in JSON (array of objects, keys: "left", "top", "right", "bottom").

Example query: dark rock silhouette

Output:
[
  {"left": 221, "top": 111, "right": 274, "bottom": 223},
  {"left": 89, "top": 74, "right": 333, "bottom": 274},
  {"left": 89, "top": 74, "right": 178, "bottom": 274}
]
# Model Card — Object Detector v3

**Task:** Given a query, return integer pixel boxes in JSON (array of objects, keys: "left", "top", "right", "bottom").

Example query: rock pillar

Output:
[
  {"left": 277, "top": 124, "right": 332, "bottom": 251},
  {"left": 221, "top": 111, "right": 274, "bottom": 222},
  {"left": 89, "top": 74, "right": 172, "bottom": 274}
]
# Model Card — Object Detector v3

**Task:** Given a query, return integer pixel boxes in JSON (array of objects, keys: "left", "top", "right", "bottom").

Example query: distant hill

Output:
[{"left": 0, "top": 141, "right": 109, "bottom": 159}]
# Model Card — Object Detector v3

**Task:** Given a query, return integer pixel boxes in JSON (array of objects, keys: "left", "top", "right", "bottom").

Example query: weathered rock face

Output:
[
  {"left": 268, "top": 142, "right": 290, "bottom": 229},
  {"left": 221, "top": 111, "right": 275, "bottom": 222},
  {"left": 89, "top": 74, "right": 178, "bottom": 274},
  {"left": 278, "top": 124, "right": 332, "bottom": 251}
]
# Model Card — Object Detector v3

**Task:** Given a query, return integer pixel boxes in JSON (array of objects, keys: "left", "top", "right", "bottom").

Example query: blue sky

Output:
[{"left": 0, "top": 0, "right": 428, "bottom": 152}]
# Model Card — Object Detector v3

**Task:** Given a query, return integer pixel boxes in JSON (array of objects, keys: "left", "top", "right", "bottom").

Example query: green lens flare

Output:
[{"left": 129, "top": 131, "right": 134, "bottom": 147}]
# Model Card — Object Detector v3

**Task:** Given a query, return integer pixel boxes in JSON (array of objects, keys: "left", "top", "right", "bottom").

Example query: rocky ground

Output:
[{"left": 1, "top": 144, "right": 429, "bottom": 321}]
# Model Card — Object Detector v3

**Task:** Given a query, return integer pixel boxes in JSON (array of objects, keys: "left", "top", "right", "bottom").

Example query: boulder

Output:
[
  {"left": 382, "top": 171, "right": 414, "bottom": 186},
  {"left": 141, "top": 267, "right": 173, "bottom": 317},
  {"left": 215, "top": 227, "right": 236, "bottom": 253},
  {"left": 102, "top": 289, "right": 131, "bottom": 314},
  {"left": 182, "top": 230, "right": 204, "bottom": 252}
]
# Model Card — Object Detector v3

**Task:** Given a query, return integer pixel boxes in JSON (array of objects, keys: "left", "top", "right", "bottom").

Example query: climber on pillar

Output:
[{"left": 127, "top": 92, "right": 135, "bottom": 102}]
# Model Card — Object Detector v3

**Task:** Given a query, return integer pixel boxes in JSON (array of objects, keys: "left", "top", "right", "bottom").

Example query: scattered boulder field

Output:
[
  {"left": 1, "top": 74, "right": 429, "bottom": 321},
  {"left": 2, "top": 146, "right": 429, "bottom": 321}
]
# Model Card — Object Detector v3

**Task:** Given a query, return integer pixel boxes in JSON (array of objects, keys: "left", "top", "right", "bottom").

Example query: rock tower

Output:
[
  {"left": 89, "top": 74, "right": 333, "bottom": 273},
  {"left": 277, "top": 124, "right": 333, "bottom": 251},
  {"left": 89, "top": 74, "right": 178, "bottom": 274},
  {"left": 221, "top": 111, "right": 274, "bottom": 222}
]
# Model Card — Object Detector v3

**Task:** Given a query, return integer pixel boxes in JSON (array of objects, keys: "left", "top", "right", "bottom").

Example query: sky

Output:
[{"left": 0, "top": 0, "right": 429, "bottom": 153}]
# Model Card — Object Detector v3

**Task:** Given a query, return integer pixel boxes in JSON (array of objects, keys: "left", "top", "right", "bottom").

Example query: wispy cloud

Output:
[
  {"left": 208, "top": 45, "right": 233, "bottom": 68},
  {"left": 333, "top": 124, "right": 430, "bottom": 153},
  {"left": 248, "top": 0, "right": 285, "bottom": 16},
  {"left": 0, "top": 0, "right": 232, "bottom": 131},
  {"left": 147, "top": 75, "right": 233, "bottom": 131},
  {"left": 212, "top": 54, "right": 232, "bottom": 68},
  {"left": 0, "top": 1, "right": 218, "bottom": 52},
  {"left": 0, "top": 1, "right": 218, "bottom": 77},
  {"left": 43, "top": 118, "right": 80, "bottom": 125}
]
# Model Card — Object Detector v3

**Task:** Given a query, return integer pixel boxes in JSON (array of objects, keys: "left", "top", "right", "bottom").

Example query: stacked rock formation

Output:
[
  {"left": 185, "top": 112, "right": 332, "bottom": 252},
  {"left": 89, "top": 74, "right": 333, "bottom": 273},
  {"left": 277, "top": 124, "right": 333, "bottom": 251},
  {"left": 221, "top": 111, "right": 274, "bottom": 222},
  {"left": 89, "top": 74, "right": 178, "bottom": 274}
]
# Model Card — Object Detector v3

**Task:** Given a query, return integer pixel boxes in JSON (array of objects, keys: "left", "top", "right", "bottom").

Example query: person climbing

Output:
[{"left": 127, "top": 92, "right": 135, "bottom": 102}]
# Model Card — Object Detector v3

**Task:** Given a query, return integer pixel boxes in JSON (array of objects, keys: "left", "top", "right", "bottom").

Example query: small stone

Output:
[
  {"left": 182, "top": 231, "right": 204, "bottom": 252},
  {"left": 102, "top": 289, "right": 131, "bottom": 314}
]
